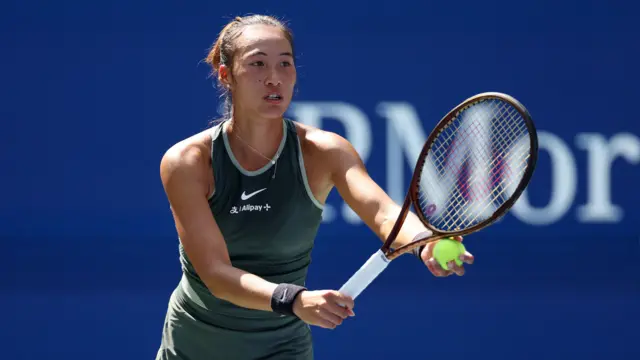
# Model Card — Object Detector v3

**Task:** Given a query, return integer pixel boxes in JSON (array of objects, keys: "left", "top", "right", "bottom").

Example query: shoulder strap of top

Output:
[{"left": 207, "top": 120, "right": 227, "bottom": 201}]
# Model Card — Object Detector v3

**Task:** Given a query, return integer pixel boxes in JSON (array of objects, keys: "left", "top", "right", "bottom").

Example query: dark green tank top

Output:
[{"left": 176, "top": 118, "right": 324, "bottom": 331}]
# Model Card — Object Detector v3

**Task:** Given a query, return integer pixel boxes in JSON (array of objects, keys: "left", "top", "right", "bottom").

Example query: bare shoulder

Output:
[
  {"left": 160, "top": 129, "right": 214, "bottom": 194},
  {"left": 292, "top": 121, "right": 360, "bottom": 160},
  {"left": 291, "top": 120, "right": 365, "bottom": 194}
]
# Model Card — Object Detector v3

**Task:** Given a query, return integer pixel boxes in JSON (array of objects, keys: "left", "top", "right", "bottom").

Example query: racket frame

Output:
[
  {"left": 339, "top": 92, "right": 539, "bottom": 300},
  {"left": 380, "top": 92, "right": 539, "bottom": 260}
]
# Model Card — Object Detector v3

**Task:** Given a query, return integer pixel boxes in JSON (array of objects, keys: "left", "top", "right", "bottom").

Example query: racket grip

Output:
[{"left": 339, "top": 249, "right": 390, "bottom": 300}]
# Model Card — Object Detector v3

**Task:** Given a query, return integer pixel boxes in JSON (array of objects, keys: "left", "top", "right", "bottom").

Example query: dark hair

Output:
[{"left": 204, "top": 15, "right": 295, "bottom": 118}]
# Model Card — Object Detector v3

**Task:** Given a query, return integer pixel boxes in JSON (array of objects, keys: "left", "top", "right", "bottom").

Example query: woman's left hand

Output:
[{"left": 419, "top": 236, "right": 474, "bottom": 277}]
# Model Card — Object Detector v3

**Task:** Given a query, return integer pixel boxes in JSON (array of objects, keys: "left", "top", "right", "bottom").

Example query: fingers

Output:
[
  {"left": 318, "top": 308, "right": 345, "bottom": 328},
  {"left": 423, "top": 237, "right": 474, "bottom": 278},
  {"left": 296, "top": 290, "right": 358, "bottom": 330},
  {"left": 425, "top": 258, "right": 467, "bottom": 277},
  {"left": 326, "top": 296, "right": 355, "bottom": 318},
  {"left": 331, "top": 291, "right": 355, "bottom": 311},
  {"left": 451, "top": 236, "right": 473, "bottom": 264},
  {"left": 447, "top": 260, "right": 465, "bottom": 276},
  {"left": 316, "top": 292, "right": 355, "bottom": 329},
  {"left": 314, "top": 316, "right": 338, "bottom": 329},
  {"left": 461, "top": 250, "right": 474, "bottom": 265},
  {"left": 426, "top": 258, "right": 453, "bottom": 277}
]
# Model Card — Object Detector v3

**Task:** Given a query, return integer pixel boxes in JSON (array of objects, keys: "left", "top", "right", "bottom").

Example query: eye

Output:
[
  {"left": 250, "top": 61, "right": 265, "bottom": 66},
  {"left": 280, "top": 61, "right": 292, "bottom": 67}
]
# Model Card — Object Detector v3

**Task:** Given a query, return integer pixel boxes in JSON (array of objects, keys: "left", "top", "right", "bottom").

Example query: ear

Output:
[{"left": 218, "top": 64, "right": 232, "bottom": 89}]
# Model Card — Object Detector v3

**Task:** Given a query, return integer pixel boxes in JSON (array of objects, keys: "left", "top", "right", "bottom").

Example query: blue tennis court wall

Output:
[{"left": 1, "top": 1, "right": 639, "bottom": 359}]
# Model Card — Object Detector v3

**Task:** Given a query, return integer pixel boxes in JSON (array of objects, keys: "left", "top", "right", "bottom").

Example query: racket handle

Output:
[{"left": 339, "top": 249, "right": 390, "bottom": 300}]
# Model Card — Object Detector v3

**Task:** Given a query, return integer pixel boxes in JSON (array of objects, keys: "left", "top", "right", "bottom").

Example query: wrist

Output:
[
  {"left": 270, "top": 283, "right": 307, "bottom": 317},
  {"left": 412, "top": 245, "right": 426, "bottom": 260},
  {"left": 411, "top": 231, "right": 430, "bottom": 260}
]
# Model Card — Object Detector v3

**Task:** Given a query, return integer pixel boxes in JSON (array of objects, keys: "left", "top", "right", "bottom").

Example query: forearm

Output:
[
  {"left": 201, "top": 263, "right": 278, "bottom": 312},
  {"left": 378, "top": 202, "right": 431, "bottom": 250}
]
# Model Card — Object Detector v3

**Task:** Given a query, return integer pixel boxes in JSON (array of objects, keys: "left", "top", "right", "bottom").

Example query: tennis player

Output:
[{"left": 156, "top": 14, "right": 474, "bottom": 360}]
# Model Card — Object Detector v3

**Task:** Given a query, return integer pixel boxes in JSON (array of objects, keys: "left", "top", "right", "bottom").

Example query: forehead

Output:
[{"left": 235, "top": 24, "right": 292, "bottom": 55}]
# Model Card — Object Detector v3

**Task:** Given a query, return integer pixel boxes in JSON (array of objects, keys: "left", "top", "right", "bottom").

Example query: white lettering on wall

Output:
[
  {"left": 290, "top": 101, "right": 637, "bottom": 227},
  {"left": 509, "top": 131, "right": 577, "bottom": 225},
  {"left": 377, "top": 102, "right": 426, "bottom": 204},
  {"left": 380, "top": 102, "right": 495, "bottom": 223},
  {"left": 575, "top": 133, "right": 640, "bottom": 222}
]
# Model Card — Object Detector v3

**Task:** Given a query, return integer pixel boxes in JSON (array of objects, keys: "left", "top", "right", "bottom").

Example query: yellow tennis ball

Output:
[{"left": 433, "top": 238, "right": 466, "bottom": 270}]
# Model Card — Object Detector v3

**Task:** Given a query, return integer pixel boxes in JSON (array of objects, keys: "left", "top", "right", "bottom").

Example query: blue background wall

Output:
[{"left": 2, "top": 1, "right": 639, "bottom": 359}]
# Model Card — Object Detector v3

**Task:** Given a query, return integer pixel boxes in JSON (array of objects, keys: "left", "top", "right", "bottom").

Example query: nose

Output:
[{"left": 265, "top": 67, "right": 282, "bottom": 86}]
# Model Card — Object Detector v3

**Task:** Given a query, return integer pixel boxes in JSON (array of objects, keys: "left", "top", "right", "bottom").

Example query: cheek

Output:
[
  {"left": 235, "top": 73, "right": 262, "bottom": 94},
  {"left": 245, "top": 70, "right": 267, "bottom": 87},
  {"left": 283, "top": 69, "right": 296, "bottom": 86},
  {"left": 235, "top": 66, "right": 258, "bottom": 81}
]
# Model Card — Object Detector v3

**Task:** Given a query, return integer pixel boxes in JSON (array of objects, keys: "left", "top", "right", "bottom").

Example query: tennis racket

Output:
[{"left": 339, "top": 92, "right": 538, "bottom": 300}]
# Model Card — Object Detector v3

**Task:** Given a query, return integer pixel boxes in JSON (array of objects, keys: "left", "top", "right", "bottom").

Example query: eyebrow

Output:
[{"left": 246, "top": 50, "right": 293, "bottom": 57}]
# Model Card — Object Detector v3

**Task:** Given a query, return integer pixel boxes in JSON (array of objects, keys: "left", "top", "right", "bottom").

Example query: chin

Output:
[
  {"left": 261, "top": 112, "right": 286, "bottom": 121},
  {"left": 258, "top": 104, "right": 289, "bottom": 120}
]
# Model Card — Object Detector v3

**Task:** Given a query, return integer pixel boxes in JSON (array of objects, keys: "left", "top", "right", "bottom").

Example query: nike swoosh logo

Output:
[{"left": 240, "top": 188, "right": 267, "bottom": 201}]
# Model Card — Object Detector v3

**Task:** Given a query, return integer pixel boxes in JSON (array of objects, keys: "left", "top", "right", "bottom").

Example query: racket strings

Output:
[
  {"left": 424, "top": 152, "right": 526, "bottom": 230},
  {"left": 455, "top": 105, "right": 527, "bottom": 199},
  {"left": 421, "top": 105, "right": 500, "bottom": 215},
  {"left": 464, "top": 152, "right": 531, "bottom": 226},
  {"left": 419, "top": 116, "right": 473, "bottom": 204},
  {"left": 421, "top": 102, "right": 518, "bottom": 197},
  {"left": 448, "top": 150, "right": 530, "bottom": 229},
  {"left": 417, "top": 99, "right": 531, "bottom": 231},
  {"left": 441, "top": 102, "right": 528, "bottom": 225},
  {"left": 440, "top": 102, "right": 527, "bottom": 226}
]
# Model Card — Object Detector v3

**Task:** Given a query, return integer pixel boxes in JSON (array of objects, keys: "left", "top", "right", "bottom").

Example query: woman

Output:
[{"left": 156, "top": 14, "right": 474, "bottom": 360}]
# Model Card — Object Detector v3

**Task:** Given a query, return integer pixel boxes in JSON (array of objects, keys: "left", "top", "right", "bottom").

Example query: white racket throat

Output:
[{"left": 339, "top": 249, "right": 390, "bottom": 300}]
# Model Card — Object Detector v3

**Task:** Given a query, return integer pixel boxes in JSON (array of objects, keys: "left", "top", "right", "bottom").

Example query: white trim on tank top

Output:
[
  {"left": 221, "top": 119, "right": 287, "bottom": 177},
  {"left": 207, "top": 118, "right": 324, "bottom": 211},
  {"left": 294, "top": 135, "right": 324, "bottom": 210}
]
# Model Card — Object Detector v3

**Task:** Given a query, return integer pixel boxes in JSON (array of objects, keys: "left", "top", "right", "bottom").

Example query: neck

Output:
[{"left": 226, "top": 111, "right": 284, "bottom": 165}]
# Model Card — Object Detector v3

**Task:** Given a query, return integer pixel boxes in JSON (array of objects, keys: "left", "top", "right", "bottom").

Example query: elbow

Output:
[{"left": 197, "top": 261, "right": 234, "bottom": 300}]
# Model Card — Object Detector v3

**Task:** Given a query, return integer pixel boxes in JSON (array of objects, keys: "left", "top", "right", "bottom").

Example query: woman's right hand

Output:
[{"left": 292, "top": 290, "right": 355, "bottom": 329}]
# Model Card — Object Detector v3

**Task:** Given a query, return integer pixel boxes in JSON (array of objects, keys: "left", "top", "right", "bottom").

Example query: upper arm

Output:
[
  {"left": 322, "top": 133, "right": 396, "bottom": 234},
  {"left": 160, "top": 144, "right": 231, "bottom": 273}
]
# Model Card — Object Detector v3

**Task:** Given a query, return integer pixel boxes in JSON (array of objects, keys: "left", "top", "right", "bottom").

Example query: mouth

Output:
[{"left": 264, "top": 93, "right": 283, "bottom": 103}]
